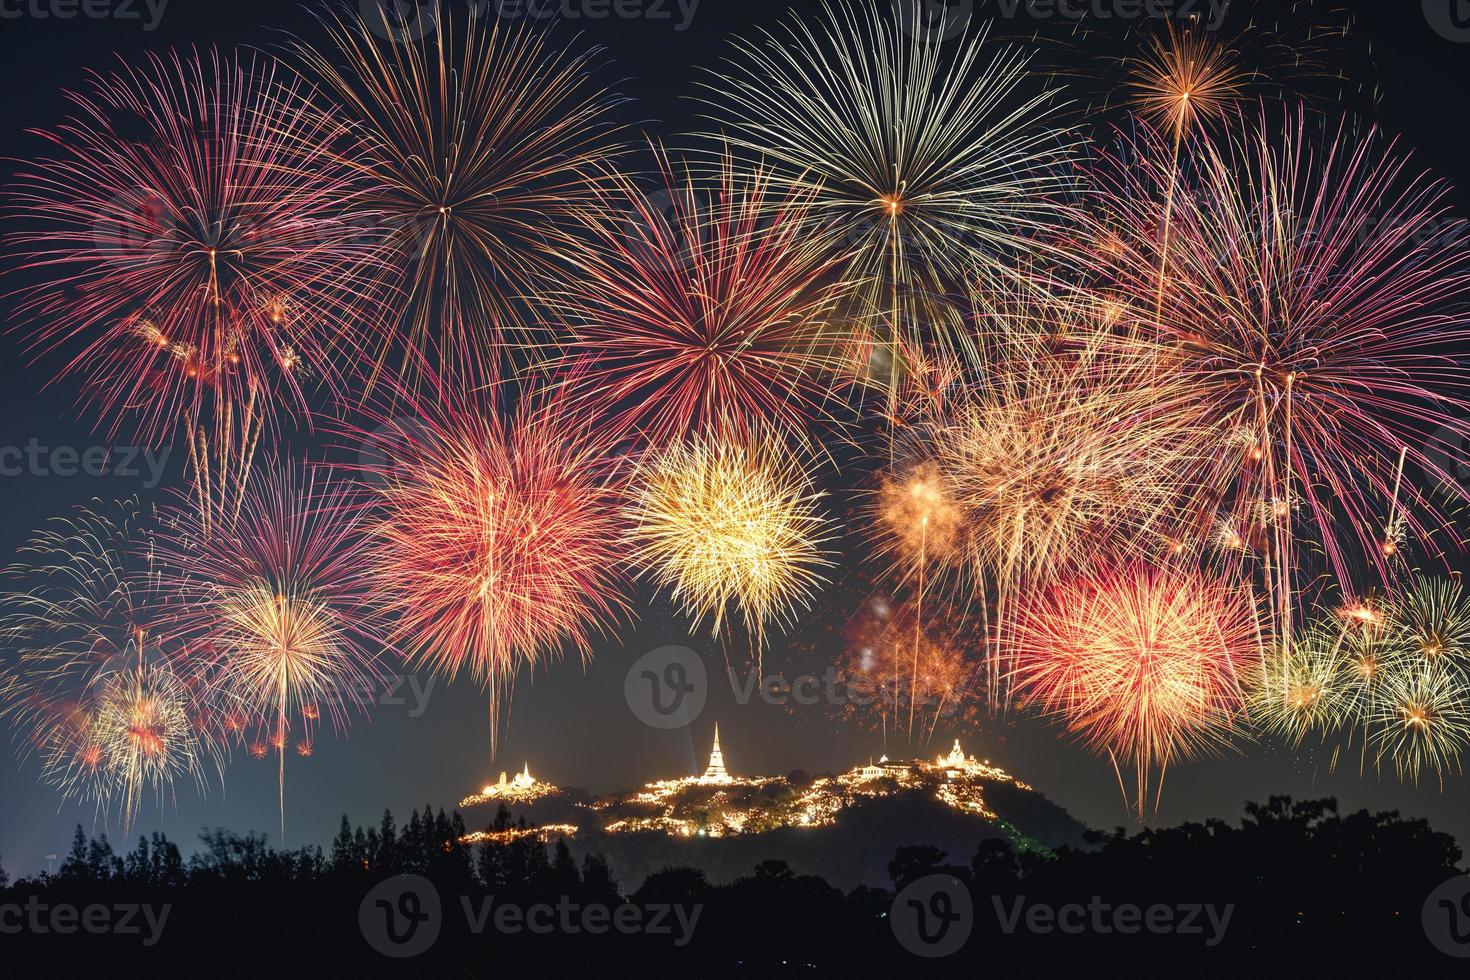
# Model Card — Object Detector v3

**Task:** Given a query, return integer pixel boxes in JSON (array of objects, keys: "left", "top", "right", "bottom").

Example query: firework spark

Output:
[
  {"left": 362, "top": 387, "right": 629, "bottom": 750},
  {"left": 701, "top": 0, "right": 1079, "bottom": 415},
  {"left": 155, "top": 463, "right": 384, "bottom": 838},
  {"left": 6, "top": 49, "right": 388, "bottom": 444},
  {"left": 294, "top": 3, "right": 627, "bottom": 390},
  {"left": 1086, "top": 112, "right": 1470, "bottom": 593},
  {"left": 626, "top": 438, "right": 834, "bottom": 650},
  {"left": 1371, "top": 658, "right": 1470, "bottom": 789},
  {"left": 0, "top": 501, "right": 214, "bottom": 825},
  {"left": 545, "top": 147, "right": 852, "bottom": 449},
  {"left": 1011, "top": 566, "right": 1258, "bottom": 820}
]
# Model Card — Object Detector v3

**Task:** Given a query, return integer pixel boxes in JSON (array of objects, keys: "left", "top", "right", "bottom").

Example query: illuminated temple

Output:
[{"left": 458, "top": 727, "right": 1035, "bottom": 843}]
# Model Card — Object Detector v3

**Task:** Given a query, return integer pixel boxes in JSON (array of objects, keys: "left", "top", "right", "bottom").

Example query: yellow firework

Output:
[
  {"left": 214, "top": 584, "right": 350, "bottom": 726},
  {"left": 932, "top": 328, "right": 1193, "bottom": 584},
  {"left": 85, "top": 662, "right": 203, "bottom": 828},
  {"left": 1393, "top": 577, "right": 1470, "bottom": 666},
  {"left": 1371, "top": 658, "right": 1470, "bottom": 789},
  {"left": 626, "top": 440, "right": 835, "bottom": 647},
  {"left": 1248, "top": 619, "right": 1360, "bottom": 746}
]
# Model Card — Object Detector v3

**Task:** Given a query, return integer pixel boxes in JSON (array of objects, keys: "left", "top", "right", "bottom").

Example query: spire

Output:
[{"left": 701, "top": 723, "right": 732, "bottom": 783}]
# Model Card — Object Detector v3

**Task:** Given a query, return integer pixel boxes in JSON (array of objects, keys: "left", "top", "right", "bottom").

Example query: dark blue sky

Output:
[{"left": 5, "top": 0, "right": 1470, "bottom": 877}]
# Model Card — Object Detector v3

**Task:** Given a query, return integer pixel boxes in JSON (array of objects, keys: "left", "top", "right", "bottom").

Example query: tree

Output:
[
  {"left": 376, "top": 809, "right": 398, "bottom": 872},
  {"left": 581, "top": 853, "right": 618, "bottom": 901},
  {"left": 0, "top": 851, "right": 8, "bottom": 889},
  {"left": 550, "top": 839, "right": 580, "bottom": 893},
  {"left": 86, "top": 833, "right": 119, "bottom": 880},
  {"left": 59, "top": 825, "right": 88, "bottom": 879}
]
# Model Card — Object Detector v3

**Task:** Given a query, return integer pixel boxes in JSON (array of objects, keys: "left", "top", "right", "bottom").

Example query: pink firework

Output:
[
  {"left": 1083, "top": 111, "right": 1470, "bottom": 588},
  {"left": 359, "top": 382, "right": 630, "bottom": 750},
  {"left": 1011, "top": 566, "right": 1258, "bottom": 820},
  {"left": 544, "top": 148, "right": 852, "bottom": 450},
  {"left": 5, "top": 48, "right": 389, "bottom": 444}
]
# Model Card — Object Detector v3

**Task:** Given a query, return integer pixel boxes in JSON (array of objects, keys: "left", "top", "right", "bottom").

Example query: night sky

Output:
[{"left": 3, "top": 0, "right": 1470, "bottom": 877}]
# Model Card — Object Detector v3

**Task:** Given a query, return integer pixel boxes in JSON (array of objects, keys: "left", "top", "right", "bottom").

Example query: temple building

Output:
[{"left": 698, "top": 724, "right": 733, "bottom": 784}]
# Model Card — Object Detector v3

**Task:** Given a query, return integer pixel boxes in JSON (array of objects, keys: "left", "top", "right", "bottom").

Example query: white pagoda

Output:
[{"left": 698, "top": 724, "right": 733, "bottom": 784}]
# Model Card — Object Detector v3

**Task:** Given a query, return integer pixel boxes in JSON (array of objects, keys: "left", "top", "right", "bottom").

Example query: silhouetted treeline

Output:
[{"left": 1, "top": 797, "right": 1462, "bottom": 974}]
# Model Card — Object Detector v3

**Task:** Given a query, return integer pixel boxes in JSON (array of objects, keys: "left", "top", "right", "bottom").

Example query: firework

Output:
[
  {"left": 0, "top": 501, "right": 214, "bottom": 825},
  {"left": 1393, "top": 577, "right": 1470, "bottom": 666},
  {"left": 1124, "top": 20, "right": 1249, "bottom": 142},
  {"left": 155, "top": 463, "right": 384, "bottom": 838},
  {"left": 626, "top": 438, "right": 834, "bottom": 650},
  {"left": 1085, "top": 112, "right": 1470, "bottom": 615},
  {"left": 700, "top": 0, "right": 1079, "bottom": 417},
  {"left": 362, "top": 386, "right": 629, "bottom": 750},
  {"left": 81, "top": 660, "right": 203, "bottom": 826},
  {"left": 6, "top": 49, "right": 387, "bottom": 445},
  {"left": 824, "top": 593, "right": 983, "bottom": 750},
  {"left": 1371, "top": 658, "right": 1470, "bottom": 789},
  {"left": 545, "top": 148, "right": 851, "bottom": 449},
  {"left": 294, "top": 3, "right": 626, "bottom": 390},
  {"left": 1011, "top": 567, "right": 1258, "bottom": 820}
]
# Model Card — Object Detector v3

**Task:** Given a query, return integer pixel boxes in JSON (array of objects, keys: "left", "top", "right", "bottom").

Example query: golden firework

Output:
[{"left": 627, "top": 439, "right": 835, "bottom": 647}]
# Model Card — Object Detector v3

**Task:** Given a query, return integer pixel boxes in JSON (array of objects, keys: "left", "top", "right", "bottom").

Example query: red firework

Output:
[
  {"left": 5, "top": 48, "right": 389, "bottom": 444},
  {"left": 360, "top": 383, "right": 630, "bottom": 749},
  {"left": 545, "top": 147, "right": 852, "bottom": 450},
  {"left": 1011, "top": 566, "right": 1258, "bottom": 820}
]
